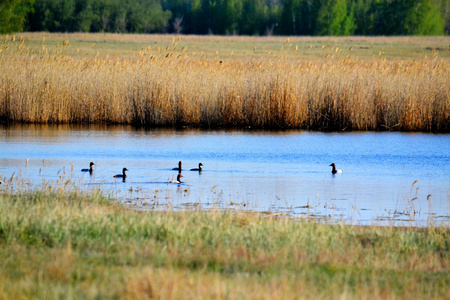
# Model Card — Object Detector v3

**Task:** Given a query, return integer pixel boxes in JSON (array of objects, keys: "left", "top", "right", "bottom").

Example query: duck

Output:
[
  {"left": 81, "top": 162, "right": 95, "bottom": 173},
  {"left": 172, "top": 161, "right": 182, "bottom": 172},
  {"left": 171, "top": 173, "right": 183, "bottom": 184},
  {"left": 190, "top": 163, "right": 203, "bottom": 172},
  {"left": 114, "top": 167, "right": 128, "bottom": 178},
  {"left": 329, "top": 163, "right": 343, "bottom": 174}
]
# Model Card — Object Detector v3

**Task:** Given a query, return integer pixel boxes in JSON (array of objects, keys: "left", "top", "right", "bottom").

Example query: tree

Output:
[
  {"left": 279, "top": 0, "right": 300, "bottom": 35},
  {"left": 406, "top": 0, "right": 444, "bottom": 35},
  {"left": 91, "top": 0, "right": 114, "bottom": 32},
  {"left": 372, "top": 0, "right": 412, "bottom": 35},
  {"left": 223, "top": 0, "right": 242, "bottom": 34},
  {"left": 18, "top": 0, "right": 450, "bottom": 35},
  {"left": 238, "top": 0, "right": 279, "bottom": 35},
  {"left": 239, "top": 0, "right": 263, "bottom": 35},
  {"left": 0, "top": 0, "right": 35, "bottom": 33},
  {"left": 354, "top": 0, "right": 374, "bottom": 35},
  {"left": 316, "top": 0, "right": 355, "bottom": 36},
  {"left": 75, "top": 0, "right": 96, "bottom": 32},
  {"left": 328, "top": 0, "right": 355, "bottom": 35},
  {"left": 162, "top": 0, "right": 192, "bottom": 33}
]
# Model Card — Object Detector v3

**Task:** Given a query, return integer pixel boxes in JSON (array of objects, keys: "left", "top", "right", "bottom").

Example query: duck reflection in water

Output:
[{"left": 171, "top": 173, "right": 183, "bottom": 184}]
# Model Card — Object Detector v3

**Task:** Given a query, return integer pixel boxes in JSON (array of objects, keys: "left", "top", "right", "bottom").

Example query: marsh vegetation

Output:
[
  {"left": 0, "top": 184, "right": 448, "bottom": 299},
  {"left": 1, "top": 32, "right": 449, "bottom": 299},
  {"left": 0, "top": 33, "right": 449, "bottom": 132}
]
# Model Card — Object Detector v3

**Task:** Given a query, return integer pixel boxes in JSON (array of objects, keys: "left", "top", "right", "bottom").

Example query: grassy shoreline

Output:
[
  {"left": 1, "top": 33, "right": 449, "bottom": 132},
  {"left": 0, "top": 188, "right": 448, "bottom": 299}
]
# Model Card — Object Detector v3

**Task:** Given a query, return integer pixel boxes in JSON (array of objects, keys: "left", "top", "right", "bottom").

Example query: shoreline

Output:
[{"left": 0, "top": 188, "right": 448, "bottom": 299}]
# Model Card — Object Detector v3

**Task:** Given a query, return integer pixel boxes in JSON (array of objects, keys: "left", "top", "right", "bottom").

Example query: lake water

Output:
[{"left": 1, "top": 124, "right": 449, "bottom": 227}]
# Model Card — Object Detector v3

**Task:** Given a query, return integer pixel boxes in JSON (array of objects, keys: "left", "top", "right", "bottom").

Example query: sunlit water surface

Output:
[{"left": 1, "top": 124, "right": 449, "bottom": 227}]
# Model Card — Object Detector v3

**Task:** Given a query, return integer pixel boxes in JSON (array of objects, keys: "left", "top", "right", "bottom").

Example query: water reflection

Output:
[{"left": 1, "top": 124, "right": 449, "bottom": 226}]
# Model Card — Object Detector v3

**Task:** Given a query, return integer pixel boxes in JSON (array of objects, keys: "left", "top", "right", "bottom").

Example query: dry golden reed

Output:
[{"left": 0, "top": 34, "right": 449, "bottom": 132}]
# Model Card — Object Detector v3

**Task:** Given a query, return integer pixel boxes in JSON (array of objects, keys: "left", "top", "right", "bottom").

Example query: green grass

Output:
[
  {"left": 11, "top": 33, "right": 450, "bottom": 59},
  {"left": 0, "top": 188, "right": 448, "bottom": 299}
]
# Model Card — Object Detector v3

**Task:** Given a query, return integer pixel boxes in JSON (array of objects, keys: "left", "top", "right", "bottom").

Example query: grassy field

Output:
[
  {"left": 4, "top": 33, "right": 450, "bottom": 59},
  {"left": 0, "top": 33, "right": 449, "bottom": 131},
  {"left": 0, "top": 185, "right": 448, "bottom": 299}
]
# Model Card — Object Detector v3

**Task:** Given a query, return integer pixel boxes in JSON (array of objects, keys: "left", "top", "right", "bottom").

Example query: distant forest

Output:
[{"left": 1, "top": 0, "right": 449, "bottom": 35}]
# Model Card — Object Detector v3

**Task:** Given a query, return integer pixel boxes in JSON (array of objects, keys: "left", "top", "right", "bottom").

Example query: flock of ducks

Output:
[
  {"left": 81, "top": 161, "right": 204, "bottom": 184},
  {"left": 79, "top": 161, "right": 342, "bottom": 184},
  {"left": 171, "top": 161, "right": 203, "bottom": 172},
  {"left": 0, "top": 162, "right": 342, "bottom": 186}
]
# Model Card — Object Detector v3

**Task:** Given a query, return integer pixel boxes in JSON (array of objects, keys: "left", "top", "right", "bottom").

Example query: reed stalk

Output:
[{"left": 1, "top": 34, "right": 449, "bottom": 132}]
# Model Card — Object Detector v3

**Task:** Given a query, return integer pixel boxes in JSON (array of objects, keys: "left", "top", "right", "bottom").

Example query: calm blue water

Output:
[{"left": 1, "top": 124, "right": 449, "bottom": 226}]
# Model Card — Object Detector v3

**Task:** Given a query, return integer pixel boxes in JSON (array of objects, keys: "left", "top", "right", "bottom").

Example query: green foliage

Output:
[
  {"left": 4, "top": 0, "right": 449, "bottom": 35},
  {"left": 126, "top": 0, "right": 172, "bottom": 33},
  {"left": 360, "top": 0, "right": 445, "bottom": 36},
  {"left": 28, "top": 0, "right": 171, "bottom": 33},
  {"left": 279, "top": 0, "right": 300, "bottom": 35},
  {"left": 317, "top": 0, "right": 356, "bottom": 36},
  {"left": 0, "top": 0, "right": 35, "bottom": 33},
  {"left": 405, "top": 0, "right": 445, "bottom": 35},
  {"left": 353, "top": 0, "right": 374, "bottom": 35}
]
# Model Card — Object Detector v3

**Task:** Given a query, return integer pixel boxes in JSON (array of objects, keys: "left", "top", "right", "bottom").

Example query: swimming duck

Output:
[
  {"left": 81, "top": 162, "right": 95, "bottom": 173},
  {"left": 329, "top": 163, "right": 343, "bottom": 174},
  {"left": 172, "top": 161, "right": 182, "bottom": 172},
  {"left": 190, "top": 163, "right": 203, "bottom": 171},
  {"left": 114, "top": 168, "right": 128, "bottom": 178},
  {"left": 171, "top": 173, "right": 183, "bottom": 184}
]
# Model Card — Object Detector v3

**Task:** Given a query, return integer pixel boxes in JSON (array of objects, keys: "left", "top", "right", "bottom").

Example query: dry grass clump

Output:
[{"left": 0, "top": 34, "right": 449, "bottom": 131}]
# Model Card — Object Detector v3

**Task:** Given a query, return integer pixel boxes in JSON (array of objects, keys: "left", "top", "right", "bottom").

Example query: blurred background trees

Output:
[
  {"left": 1, "top": 0, "right": 448, "bottom": 35},
  {"left": 0, "top": 0, "right": 35, "bottom": 33}
]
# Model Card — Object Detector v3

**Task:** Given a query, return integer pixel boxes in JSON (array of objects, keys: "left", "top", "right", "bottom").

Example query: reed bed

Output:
[
  {"left": 0, "top": 34, "right": 449, "bottom": 131},
  {"left": 0, "top": 184, "right": 449, "bottom": 299}
]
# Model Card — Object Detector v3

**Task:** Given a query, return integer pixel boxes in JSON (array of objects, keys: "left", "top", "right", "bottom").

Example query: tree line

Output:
[{"left": 1, "top": 0, "right": 448, "bottom": 35}]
